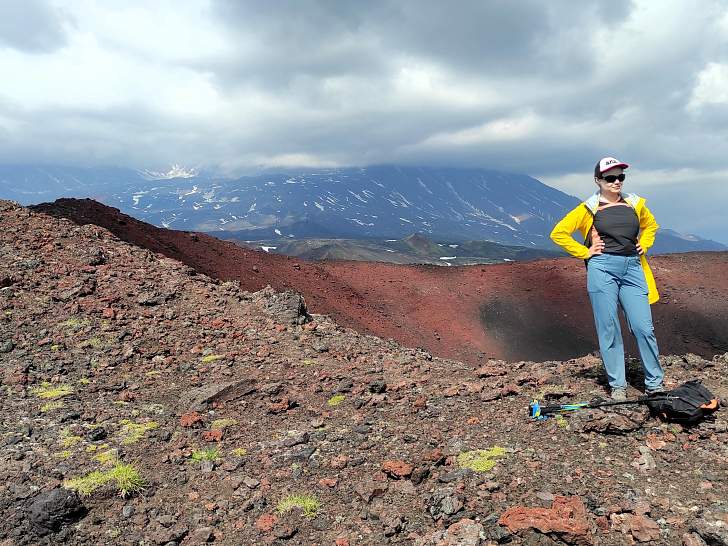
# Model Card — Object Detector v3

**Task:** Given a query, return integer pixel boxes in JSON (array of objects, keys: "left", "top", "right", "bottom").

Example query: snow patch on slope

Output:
[{"left": 141, "top": 164, "right": 198, "bottom": 180}]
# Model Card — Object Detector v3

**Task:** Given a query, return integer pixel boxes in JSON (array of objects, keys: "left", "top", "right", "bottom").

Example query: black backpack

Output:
[{"left": 647, "top": 380, "right": 720, "bottom": 425}]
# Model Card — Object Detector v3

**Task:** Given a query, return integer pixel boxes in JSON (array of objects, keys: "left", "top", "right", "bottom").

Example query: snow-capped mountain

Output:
[
  {"left": 140, "top": 164, "right": 199, "bottom": 180},
  {"left": 1, "top": 164, "right": 725, "bottom": 253}
]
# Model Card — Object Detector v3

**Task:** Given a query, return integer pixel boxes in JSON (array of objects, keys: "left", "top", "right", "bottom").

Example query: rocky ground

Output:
[{"left": 1, "top": 198, "right": 727, "bottom": 546}]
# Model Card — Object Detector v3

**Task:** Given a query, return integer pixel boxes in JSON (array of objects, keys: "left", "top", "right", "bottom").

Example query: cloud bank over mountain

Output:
[{"left": 1, "top": 1, "right": 728, "bottom": 241}]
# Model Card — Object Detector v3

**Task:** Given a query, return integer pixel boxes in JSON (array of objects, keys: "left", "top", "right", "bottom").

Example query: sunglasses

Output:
[{"left": 601, "top": 173, "right": 626, "bottom": 183}]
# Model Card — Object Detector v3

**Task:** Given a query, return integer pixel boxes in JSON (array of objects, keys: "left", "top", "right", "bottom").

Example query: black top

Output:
[{"left": 593, "top": 205, "right": 640, "bottom": 256}]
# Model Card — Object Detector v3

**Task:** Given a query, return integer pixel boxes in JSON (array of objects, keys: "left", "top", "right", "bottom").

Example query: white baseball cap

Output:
[{"left": 594, "top": 157, "right": 629, "bottom": 178}]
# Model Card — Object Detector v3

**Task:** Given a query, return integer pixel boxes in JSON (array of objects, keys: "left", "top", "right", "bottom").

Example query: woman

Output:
[{"left": 550, "top": 157, "right": 664, "bottom": 401}]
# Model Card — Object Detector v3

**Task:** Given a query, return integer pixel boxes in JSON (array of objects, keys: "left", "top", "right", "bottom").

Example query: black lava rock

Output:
[
  {"left": 368, "top": 380, "right": 387, "bottom": 394},
  {"left": 87, "top": 427, "right": 107, "bottom": 441},
  {"left": 29, "top": 488, "right": 87, "bottom": 536}
]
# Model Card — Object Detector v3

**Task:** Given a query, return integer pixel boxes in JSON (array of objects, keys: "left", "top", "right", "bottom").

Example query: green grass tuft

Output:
[
  {"left": 231, "top": 447, "right": 248, "bottom": 457},
  {"left": 64, "top": 469, "right": 108, "bottom": 496},
  {"left": 31, "top": 382, "right": 73, "bottom": 400},
  {"left": 210, "top": 418, "right": 237, "bottom": 430},
  {"left": 60, "top": 318, "right": 90, "bottom": 330},
  {"left": 79, "top": 336, "right": 105, "bottom": 349},
  {"left": 41, "top": 400, "right": 65, "bottom": 413},
  {"left": 201, "top": 354, "right": 224, "bottom": 363},
  {"left": 111, "top": 462, "right": 146, "bottom": 497},
  {"left": 276, "top": 494, "right": 320, "bottom": 518},
  {"left": 64, "top": 462, "right": 144, "bottom": 497},
  {"left": 327, "top": 394, "right": 345, "bottom": 407},
  {"left": 191, "top": 447, "right": 219, "bottom": 462},
  {"left": 60, "top": 428, "right": 82, "bottom": 448},
  {"left": 94, "top": 449, "right": 119, "bottom": 466},
  {"left": 118, "top": 420, "right": 159, "bottom": 445},
  {"left": 457, "top": 447, "right": 507, "bottom": 473}
]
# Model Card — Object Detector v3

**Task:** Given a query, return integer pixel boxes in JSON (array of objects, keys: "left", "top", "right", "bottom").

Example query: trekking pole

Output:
[{"left": 529, "top": 394, "right": 674, "bottom": 420}]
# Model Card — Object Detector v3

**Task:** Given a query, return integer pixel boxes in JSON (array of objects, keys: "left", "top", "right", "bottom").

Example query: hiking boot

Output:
[
  {"left": 610, "top": 387, "right": 627, "bottom": 401},
  {"left": 645, "top": 385, "right": 665, "bottom": 396}
]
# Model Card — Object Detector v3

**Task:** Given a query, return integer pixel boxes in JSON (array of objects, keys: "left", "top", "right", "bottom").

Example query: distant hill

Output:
[
  {"left": 1, "top": 163, "right": 725, "bottom": 254},
  {"left": 651, "top": 228, "right": 727, "bottom": 254},
  {"left": 219, "top": 232, "right": 561, "bottom": 265}
]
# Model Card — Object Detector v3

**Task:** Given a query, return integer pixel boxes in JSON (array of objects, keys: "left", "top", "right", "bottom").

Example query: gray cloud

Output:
[
  {"left": 208, "top": 0, "right": 630, "bottom": 88},
  {"left": 0, "top": 0, "right": 68, "bottom": 53}
]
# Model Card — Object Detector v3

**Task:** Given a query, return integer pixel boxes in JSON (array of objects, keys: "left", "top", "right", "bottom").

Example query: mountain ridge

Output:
[{"left": 2, "top": 163, "right": 725, "bottom": 254}]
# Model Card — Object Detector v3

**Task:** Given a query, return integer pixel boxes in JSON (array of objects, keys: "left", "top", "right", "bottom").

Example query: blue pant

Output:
[{"left": 587, "top": 254, "right": 664, "bottom": 390}]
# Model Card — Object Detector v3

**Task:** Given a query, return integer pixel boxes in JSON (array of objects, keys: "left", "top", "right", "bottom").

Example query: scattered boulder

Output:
[
  {"left": 255, "top": 514, "right": 278, "bottom": 533},
  {"left": 334, "top": 378, "right": 353, "bottom": 393},
  {"left": 428, "top": 488, "right": 465, "bottom": 522},
  {"left": 254, "top": 287, "right": 311, "bottom": 325},
  {"left": 86, "top": 426, "right": 107, "bottom": 441},
  {"left": 499, "top": 495, "right": 593, "bottom": 545},
  {"left": 136, "top": 290, "right": 167, "bottom": 306},
  {"left": 382, "top": 460, "right": 413, "bottom": 479},
  {"left": 52, "top": 277, "right": 96, "bottom": 302},
  {"left": 416, "top": 518, "right": 485, "bottom": 546},
  {"left": 381, "top": 512, "right": 405, "bottom": 537},
  {"left": 189, "top": 526, "right": 215, "bottom": 543},
  {"left": 611, "top": 513, "right": 662, "bottom": 543},
  {"left": 631, "top": 446, "right": 657, "bottom": 473},
  {"left": 683, "top": 532, "right": 709, "bottom": 546},
  {"left": 178, "top": 379, "right": 256, "bottom": 412},
  {"left": 579, "top": 407, "right": 650, "bottom": 434},
  {"left": 28, "top": 488, "right": 87, "bottom": 536},
  {"left": 179, "top": 411, "right": 204, "bottom": 428},
  {"left": 476, "top": 362, "right": 507, "bottom": 378},
  {"left": 691, "top": 513, "right": 728, "bottom": 545},
  {"left": 368, "top": 380, "right": 387, "bottom": 394},
  {"left": 355, "top": 479, "right": 388, "bottom": 503}
]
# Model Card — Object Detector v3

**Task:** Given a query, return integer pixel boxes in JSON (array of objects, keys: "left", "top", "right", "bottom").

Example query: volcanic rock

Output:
[
  {"left": 579, "top": 407, "right": 650, "bottom": 434},
  {"left": 179, "top": 379, "right": 256, "bottom": 412},
  {"left": 254, "top": 287, "right": 310, "bottom": 325},
  {"left": 428, "top": 489, "right": 465, "bottom": 521},
  {"left": 28, "top": 489, "right": 87, "bottom": 536},
  {"left": 499, "top": 496, "right": 593, "bottom": 545},
  {"left": 382, "top": 459, "right": 413, "bottom": 479},
  {"left": 355, "top": 479, "right": 388, "bottom": 503},
  {"left": 691, "top": 513, "right": 728, "bottom": 545},
  {"left": 416, "top": 518, "right": 486, "bottom": 546}
]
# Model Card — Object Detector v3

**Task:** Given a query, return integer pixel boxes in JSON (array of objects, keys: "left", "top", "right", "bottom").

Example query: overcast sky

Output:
[{"left": 2, "top": 1, "right": 728, "bottom": 242}]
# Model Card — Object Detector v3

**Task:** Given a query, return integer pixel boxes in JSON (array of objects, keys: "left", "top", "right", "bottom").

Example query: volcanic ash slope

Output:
[{"left": 1, "top": 199, "right": 727, "bottom": 546}]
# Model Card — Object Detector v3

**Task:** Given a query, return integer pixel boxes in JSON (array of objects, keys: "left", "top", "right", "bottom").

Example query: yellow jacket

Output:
[{"left": 550, "top": 192, "right": 660, "bottom": 304}]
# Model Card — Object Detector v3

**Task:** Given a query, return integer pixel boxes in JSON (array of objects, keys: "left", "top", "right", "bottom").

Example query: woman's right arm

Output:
[{"left": 550, "top": 207, "right": 601, "bottom": 259}]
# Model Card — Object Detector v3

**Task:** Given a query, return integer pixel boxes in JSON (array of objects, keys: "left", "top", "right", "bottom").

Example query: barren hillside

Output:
[
  {"left": 32, "top": 198, "right": 728, "bottom": 364},
  {"left": 2, "top": 199, "right": 727, "bottom": 545}
]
